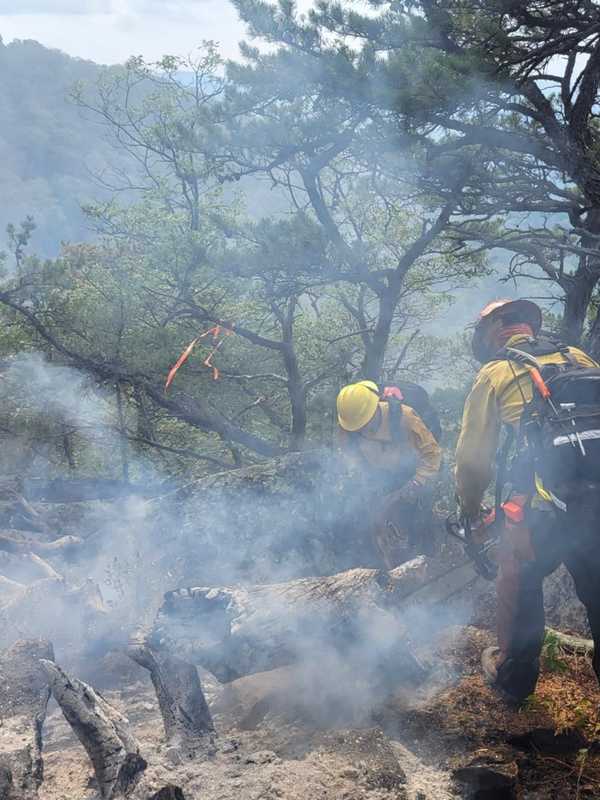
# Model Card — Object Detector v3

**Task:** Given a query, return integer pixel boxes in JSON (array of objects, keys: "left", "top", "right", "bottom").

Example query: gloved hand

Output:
[
  {"left": 396, "top": 479, "right": 422, "bottom": 504},
  {"left": 463, "top": 504, "right": 493, "bottom": 543}
]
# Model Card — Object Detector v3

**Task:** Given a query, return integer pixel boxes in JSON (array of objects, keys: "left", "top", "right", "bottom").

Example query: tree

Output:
[
  {"left": 267, "top": 0, "right": 600, "bottom": 354},
  {"left": 0, "top": 33, "right": 485, "bottom": 472},
  {"left": 224, "top": 6, "right": 485, "bottom": 379}
]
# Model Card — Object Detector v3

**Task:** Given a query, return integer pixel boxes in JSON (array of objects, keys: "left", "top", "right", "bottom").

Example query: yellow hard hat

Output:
[{"left": 336, "top": 381, "right": 380, "bottom": 432}]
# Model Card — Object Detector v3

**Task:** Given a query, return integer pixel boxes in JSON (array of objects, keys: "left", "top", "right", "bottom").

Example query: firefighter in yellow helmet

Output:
[
  {"left": 456, "top": 298, "right": 600, "bottom": 704},
  {"left": 336, "top": 380, "right": 442, "bottom": 567}
]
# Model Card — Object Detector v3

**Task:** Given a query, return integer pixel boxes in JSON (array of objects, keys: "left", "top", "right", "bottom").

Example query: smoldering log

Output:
[
  {"left": 0, "top": 639, "right": 54, "bottom": 800},
  {"left": 127, "top": 641, "right": 215, "bottom": 753},
  {"left": 40, "top": 660, "right": 146, "bottom": 800},
  {"left": 150, "top": 557, "right": 429, "bottom": 683}
]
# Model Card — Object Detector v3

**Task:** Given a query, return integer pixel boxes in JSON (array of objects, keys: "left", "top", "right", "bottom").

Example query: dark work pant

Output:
[{"left": 496, "top": 489, "right": 600, "bottom": 702}]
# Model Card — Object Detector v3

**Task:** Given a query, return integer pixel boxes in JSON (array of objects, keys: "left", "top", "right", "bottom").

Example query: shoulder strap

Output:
[
  {"left": 495, "top": 337, "right": 566, "bottom": 361},
  {"left": 386, "top": 398, "right": 407, "bottom": 444}
]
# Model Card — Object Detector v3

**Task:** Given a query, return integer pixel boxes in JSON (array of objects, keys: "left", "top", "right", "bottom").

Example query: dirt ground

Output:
[{"left": 35, "top": 622, "right": 600, "bottom": 800}]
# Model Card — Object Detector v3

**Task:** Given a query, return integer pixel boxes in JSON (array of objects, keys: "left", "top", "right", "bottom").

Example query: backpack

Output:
[
  {"left": 505, "top": 339, "right": 600, "bottom": 499},
  {"left": 385, "top": 382, "right": 442, "bottom": 443}
]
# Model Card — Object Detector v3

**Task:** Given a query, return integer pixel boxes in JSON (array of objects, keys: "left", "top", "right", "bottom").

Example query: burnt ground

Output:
[{"left": 37, "top": 622, "right": 600, "bottom": 800}]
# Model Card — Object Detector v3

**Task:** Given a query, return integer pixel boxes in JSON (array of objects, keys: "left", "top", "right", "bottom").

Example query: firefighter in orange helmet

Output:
[
  {"left": 337, "top": 380, "right": 442, "bottom": 567},
  {"left": 456, "top": 298, "right": 600, "bottom": 704}
]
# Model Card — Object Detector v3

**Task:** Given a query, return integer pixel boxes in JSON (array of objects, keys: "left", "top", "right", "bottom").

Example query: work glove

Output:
[
  {"left": 464, "top": 504, "right": 493, "bottom": 544},
  {"left": 396, "top": 479, "right": 422, "bottom": 504}
]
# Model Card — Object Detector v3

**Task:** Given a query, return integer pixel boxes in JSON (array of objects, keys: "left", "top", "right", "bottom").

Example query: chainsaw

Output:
[
  {"left": 446, "top": 497, "right": 527, "bottom": 581},
  {"left": 445, "top": 513, "right": 498, "bottom": 580}
]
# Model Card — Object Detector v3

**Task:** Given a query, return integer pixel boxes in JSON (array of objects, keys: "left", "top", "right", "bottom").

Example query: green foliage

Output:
[
  {"left": 542, "top": 630, "right": 569, "bottom": 675},
  {"left": 0, "top": 27, "right": 493, "bottom": 479}
]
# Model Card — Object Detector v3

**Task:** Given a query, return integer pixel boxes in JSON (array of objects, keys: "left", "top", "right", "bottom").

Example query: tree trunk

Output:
[
  {"left": 0, "top": 640, "right": 54, "bottom": 800},
  {"left": 148, "top": 557, "right": 429, "bottom": 683},
  {"left": 362, "top": 291, "right": 396, "bottom": 382},
  {"left": 562, "top": 270, "right": 596, "bottom": 345},
  {"left": 563, "top": 208, "right": 600, "bottom": 346}
]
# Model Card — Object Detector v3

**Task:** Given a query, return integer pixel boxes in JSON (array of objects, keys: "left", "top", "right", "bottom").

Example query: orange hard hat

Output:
[{"left": 472, "top": 298, "right": 542, "bottom": 362}]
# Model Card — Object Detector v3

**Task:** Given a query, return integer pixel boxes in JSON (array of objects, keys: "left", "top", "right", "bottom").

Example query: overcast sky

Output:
[{"left": 0, "top": 0, "right": 315, "bottom": 64}]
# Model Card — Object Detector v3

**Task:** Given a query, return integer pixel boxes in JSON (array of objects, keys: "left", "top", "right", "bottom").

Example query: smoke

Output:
[{"left": 0, "top": 343, "right": 477, "bottom": 734}]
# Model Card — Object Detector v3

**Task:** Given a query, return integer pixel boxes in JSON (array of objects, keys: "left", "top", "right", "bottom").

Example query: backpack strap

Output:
[{"left": 387, "top": 397, "right": 408, "bottom": 444}]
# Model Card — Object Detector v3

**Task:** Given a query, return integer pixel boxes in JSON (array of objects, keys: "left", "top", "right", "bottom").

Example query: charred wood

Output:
[
  {"left": 0, "top": 639, "right": 54, "bottom": 800},
  {"left": 40, "top": 660, "right": 146, "bottom": 799},
  {"left": 0, "top": 532, "right": 82, "bottom": 556},
  {"left": 150, "top": 557, "right": 429, "bottom": 683},
  {"left": 147, "top": 787, "right": 186, "bottom": 800},
  {"left": 127, "top": 641, "right": 215, "bottom": 756}
]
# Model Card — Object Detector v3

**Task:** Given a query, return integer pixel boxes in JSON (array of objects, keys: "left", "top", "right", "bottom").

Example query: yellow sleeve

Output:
[
  {"left": 403, "top": 407, "right": 442, "bottom": 486},
  {"left": 455, "top": 372, "right": 500, "bottom": 518},
  {"left": 568, "top": 347, "right": 599, "bottom": 369}
]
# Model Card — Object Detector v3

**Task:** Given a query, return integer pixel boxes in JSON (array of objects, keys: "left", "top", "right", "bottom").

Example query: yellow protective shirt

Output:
[
  {"left": 455, "top": 335, "right": 598, "bottom": 518},
  {"left": 339, "top": 400, "right": 441, "bottom": 489}
]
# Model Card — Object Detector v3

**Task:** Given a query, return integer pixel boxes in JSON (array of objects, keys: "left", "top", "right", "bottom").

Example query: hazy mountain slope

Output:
[{"left": 0, "top": 37, "right": 122, "bottom": 256}]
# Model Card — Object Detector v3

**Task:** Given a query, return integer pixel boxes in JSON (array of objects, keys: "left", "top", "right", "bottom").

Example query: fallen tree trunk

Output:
[
  {"left": 149, "top": 557, "right": 429, "bottom": 683},
  {"left": 0, "top": 639, "right": 54, "bottom": 800},
  {"left": 546, "top": 627, "right": 594, "bottom": 656},
  {"left": 40, "top": 660, "right": 146, "bottom": 799},
  {"left": 127, "top": 641, "right": 215, "bottom": 758}
]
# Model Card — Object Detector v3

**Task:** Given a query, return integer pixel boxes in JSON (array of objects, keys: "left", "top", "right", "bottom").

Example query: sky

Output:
[{"left": 0, "top": 0, "right": 315, "bottom": 64}]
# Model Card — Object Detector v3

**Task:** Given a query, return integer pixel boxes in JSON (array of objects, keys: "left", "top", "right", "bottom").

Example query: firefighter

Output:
[
  {"left": 455, "top": 298, "right": 600, "bottom": 704},
  {"left": 337, "top": 380, "right": 442, "bottom": 566}
]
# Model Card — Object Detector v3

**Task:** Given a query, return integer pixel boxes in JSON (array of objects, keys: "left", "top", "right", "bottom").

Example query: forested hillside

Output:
[{"left": 0, "top": 37, "right": 121, "bottom": 255}]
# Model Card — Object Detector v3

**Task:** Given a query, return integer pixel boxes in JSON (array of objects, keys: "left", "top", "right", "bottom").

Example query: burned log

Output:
[
  {"left": 40, "top": 660, "right": 146, "bottom": 799},
  {"left": 0, "top": 532, "right": 82, "bottom": 557},
  {"left": 127, "top": 640, "right": 215, "bottom": 756},
  {"left": 150, "top": 557, "right": 429, "bottom": 683},
  {"left": 0, "top": 639, "right": 54, "bottom": 800}
]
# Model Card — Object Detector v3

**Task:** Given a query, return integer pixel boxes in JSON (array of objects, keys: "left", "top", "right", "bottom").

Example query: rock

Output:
[
  {"left": 544, "top": 566, "right": 590, "bottom": 636},
  {"left": 0, "top": 639, "right": 53, "bottom": 800},
  {"left": 452, "top": 748, "right": 519, "bottom": 799}
]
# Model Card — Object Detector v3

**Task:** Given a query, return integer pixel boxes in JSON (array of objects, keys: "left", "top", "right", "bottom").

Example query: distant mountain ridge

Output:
[{"left": 0, "top": 37, "right": 122, "bottom": 256}]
